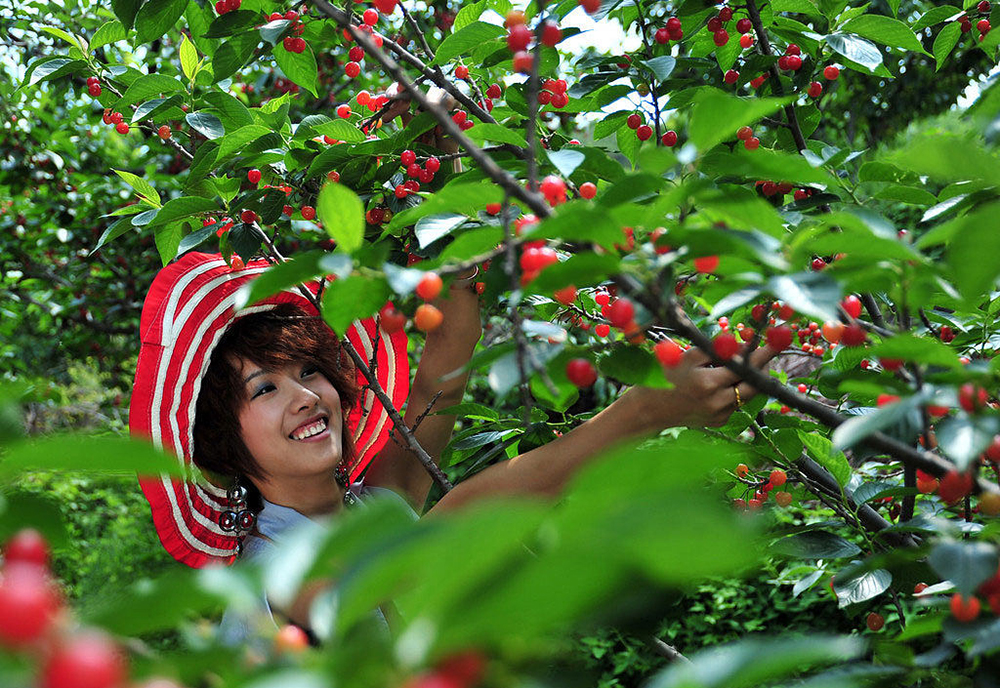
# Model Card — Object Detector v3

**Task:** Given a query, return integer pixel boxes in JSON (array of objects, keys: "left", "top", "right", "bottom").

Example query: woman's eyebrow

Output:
[{"left": 243, "top": 369, "right": 267, "bottom": 385}]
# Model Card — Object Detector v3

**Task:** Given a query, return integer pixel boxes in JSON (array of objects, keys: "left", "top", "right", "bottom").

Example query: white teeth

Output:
[{"left": 291, "top": 418, "right": 328, "bottom": 440}]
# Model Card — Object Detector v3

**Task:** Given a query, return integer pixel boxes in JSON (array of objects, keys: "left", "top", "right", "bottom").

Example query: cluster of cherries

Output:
[
  {"left": 733, "top": 466, "right": 792, "bottom": 509},
  {"left": 625, "top": 112, "right": 677, "bottom": 146},
  {"left": 958, "top": 0, "right": 993, "bottom": 41},
  {"left": 0, "top": 529, "right": 141, "bottom": 688},
  {"left": 654, "top": 16, "right": 685, "bottom": 43},
  {"left": 85, "top": 75, "right": 101, "bottom": 98},
  {"left": 273, "top": 9, "right": 308, "bottom": 54},
  {"left": 393, "top": 149, "right": 441, "bottom": 198},
  {"left": 505, "top": 10, "right": 563, "bottom": 74},
  {"left": 100, "top": 108, "right": 130, "bottom": 136},
  {"left": 342, "top": 8, "right": 382, "bottom": 76},
  {"left": 214, "top": 0, "right": 241, "bottom": 14}
]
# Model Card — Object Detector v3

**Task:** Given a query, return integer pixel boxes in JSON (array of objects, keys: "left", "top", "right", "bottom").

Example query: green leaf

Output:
[
  {"left": 832, "top": 394, "right": 927, "bottom": 452},
  {"left": 929, "top": 540, "right": 1000, "bottom": 596},
  {"left": 234, "top": 251, "right": 332, "bottom": 310},
  {"left": 433, "top": 21, "right": 505, "bottom": 65},
  {"left": 41, "top": 26, "right": 82, "bottom": 51},
  {"left": 947, "top": 204, "right": 1000, "bottom": 301},
  {"left": 0, "top": 435, "right": 183, "bottom": 478},
  {"left": 186, "top": 141, "right": 219, "bottom": 186},
  {"left": 914, "top": 6, "right": 965, "bottom": 32},
  {"left": 203, "top": 9, "right": 261, "bottom": 38},
  {"left": 259, "top": 19, "right": 292, "bottom": 45},
  {"left": 414, "top": 214, "right": 468, "bottom": 249},
  {"left": 868, "top": 334, "right": 962, "bottom": 370},
  {"left": 833, "top": 566, "right": 892, "bottom": 607},
  {"left": 545, "top": 148, "right": 586, "bottom": 177},
  {"left": 309, "top": 118, "right": 366, "bottom": 143},
  {"left": 113, "top": 168, "right": 161, "bottom": 206},
  {"left": 932, "top": 22, "right": 961, "bottom": 71},
  {"left": 212, "top": 31, "right": 259, "bottom": 82},
  {"left": 217, "top": 124, "right": 271, "bottom": 159},
  {"left": 935, "top": 415, "right": 1000, "bottom": 471},
  {"left": 273, "top": 39, "right": 318, "bottom": 97},
  {"left": 203, "top": 90, "right": 254, "bottom": 130},
  {"left": 91, "top": 20, "right": 128, "bottom": 50},
  {"left": 773, "top": 530, "right": 861, "bottom": 558},
  {"left": 111, "top": 0, "right": 141, "bottom": 31},
  {"left": 873, "top": 184, "right": 937, "bottom": 205},
  {"left": 643, "top": 55, "right": 676, "bottom": 81},
  {"left": 186, "top": 111, "right": 225, "bottom": 139},
  {"left": 84, "top": 569, "right": 224, "bottom": 635},
  {"left": 176, "top": 224, "right": 217, "bottom": 255},
  {"left": 132, "top": 95, "right": 184, "bottom": 123},
  {"left": 598, "top": 346, "right": 669, "bottom": 387},
  {"left": 839, "top": 15, "right": 929, "bottom": 53},
  {"left": 688, "top": 91, "right": 797, "bottom": 152},
  {"left": 155, "top": 223, "right": 184, "bottom": 266},
  {"left": 93, "top": 217, "right": 136, "bottom": 253},
  {"left": 26, "top": 58, "right": 87, "bottom": 87},
  {"left": 766, "top": 272, "right": 841, "bottom": 323},
  {"left": 114, "top": 73, "right": 185, "bottom": 109},
  {"left": 464, "top": 123, "right": 528, "bottom": 147},
  {"left": 147, "top": 196, "right": 218, "bottom": 226},
  {"left": 388, "top": 182, "right": 502, "bottom": 231},
  {"left": 180, "top": 33, "right": 199, "bottom": 80},
  {"left": 322, "top": 275, "right": 391, "bottom": 335},
  {"left": 316, "top": 183, "right": 364, "bottom": 253},
  {"left": 529, "top": 253, "right": 621, "bottom": 291},
  {"left": 453, "top": 1, "right": 485, "bottom": 31},
  {"left": 594, "top": 111, "right": 630, "bottom": 141},
  {"left": 701, "top": 148, "right": 839, "bottom": 188},
  {"left": 135, "top": 0, "right": 188, "bottom": 44},
  {"left": 772, "top": 0, "right": 822, "bottom": 15},
  {"left": 824, "top": 32, "right": 884, "bottom": 72},
  {"left": 798, "top": 431, "right": 851, "bottom": 486}
]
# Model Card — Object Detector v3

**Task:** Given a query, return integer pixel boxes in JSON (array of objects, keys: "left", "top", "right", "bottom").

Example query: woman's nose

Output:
[{"left": 289, "top": 379, "right": 320, "bottom": 411}]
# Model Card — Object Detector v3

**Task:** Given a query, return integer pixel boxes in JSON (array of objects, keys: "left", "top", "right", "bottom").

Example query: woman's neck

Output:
[{"left": 254, "top": 473, "right": 344, "bottom": 517}]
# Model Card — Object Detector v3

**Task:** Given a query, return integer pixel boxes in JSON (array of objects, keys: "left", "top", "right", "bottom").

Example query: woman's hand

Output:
[{"left": 633, "top": 343, "right": 779, "bottom": 430}]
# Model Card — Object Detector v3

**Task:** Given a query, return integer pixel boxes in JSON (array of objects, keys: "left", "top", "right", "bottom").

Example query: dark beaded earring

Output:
[{"left": 219, "top": 480, "right": 257, "bottom": 555}]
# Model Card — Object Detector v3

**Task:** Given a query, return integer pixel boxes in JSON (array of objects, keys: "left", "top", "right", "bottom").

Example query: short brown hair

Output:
[{"left": 192, "top": 304, "right": 359, "bottom": 490}]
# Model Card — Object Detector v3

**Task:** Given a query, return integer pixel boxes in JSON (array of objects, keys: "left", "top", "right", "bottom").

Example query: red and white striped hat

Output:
[{"left": 130, "top": 252, "right": 409, "bottom": 568}]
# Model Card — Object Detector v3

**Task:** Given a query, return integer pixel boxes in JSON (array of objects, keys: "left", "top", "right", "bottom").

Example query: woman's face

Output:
[{"left": 234, "top": 356, "right": 345, "bottom": 485}]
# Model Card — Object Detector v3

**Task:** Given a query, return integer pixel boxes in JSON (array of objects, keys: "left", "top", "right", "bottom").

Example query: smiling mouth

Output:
[{"left": 290, "top": 416, "right": 329, "bottom": 440}]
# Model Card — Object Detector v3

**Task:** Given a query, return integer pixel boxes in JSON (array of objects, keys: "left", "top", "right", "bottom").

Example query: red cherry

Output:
[
  {"left": 437, "top": 651, "right": 488, "bottom": 687},
  {"left": 940, "top": 325, "right": 955, "bottom": 342},
  {"left": 708, "top": 17, "right": 723, "bottom": 32},
  {"left": 416, "top": 272, "right": 444, "bottom": 301},
  {"left": 157, "top": 125, "right": 171, "bottom": 140},
  {"left": 455, "top": 65, "right": 469, "bottom": 79},
  {"left": 115, "top": 122, "right": 129, "bottom": 135},
  {"left": 876, "top": 393, "right": 899, "bottom": 407},
  {"left": 5, "top": 529, "right": 50, "bottom": 566},
  {"left": 566, "top": 359, "right": 598, "bottom": 388},
  {"left": 744, "top": 137, "right": 760, "bottom": 150},
  {"left": 841, "top": 294, "right": 863, "bottom": 319},
  {"left": 939, "top": 470, "right": 973, "bottom": 504},
  {"left": 507, "top": 24, "right": 532, "bottom": 52},
  {"left": 840, "top": 324, "right": 866, "bottom": 347},
  {"left": 374, "top": 0, "right": 397, "bottom": 14},
  {"left": 914, "top": 582, "right": 929, "bottom": 594},
  {"left": 541, "top": 21, "right": 562, "bottom": 47},
  {"left": 655, "top": 338, "right": 684, "bottom": 368},
  {"left": 363, "top": 8, "right": 379, "bottom": 25},
  {"left": 345, "top": 61, "right": 361, "bottom": 78},
  {"left": 737, "top": 18, "right": 752, "bottom": 33},
  {"left": 880, "top": 358, "right": 903, "bottom": 371},
  {"left": 540, "top": 175, "right": 567, "bottom": 205},
  {"left": 951, "top": 593, "right": 981, "bottom": 622},
  {"left": 425, "top": 157, "right": 441, "bottom": 173},
  {"left": 240, "top": 209, "right": 256, "bottom": 224},
  {"left": 300, "top": 205, "right": 316, "bottom": 221},
  {"left": 0, "top": 563, "right": 62, "bottom": 647},
  {"left": 769, "top": 469, "right": 787, "bottom": 486},
  {"left": 554, "top": 285, "right": 577, "bottom": 305},
  {"left": 327, "top": 170, "right": 341, "bottom": 183},
  {"left": 737, "top": 126, "right": 753, "bottom": 141},
  {"left": 608, "top": 298, "right": 636, "bottom": 328},
  {"left": 959, "top": 383, "right": 988, "bottom": 413},
  {"left": 337, "top": 104, "right": 352, "bottom": 119},
  {"left": 724, "top": 68, "right": 739, "bottom": 84},
  {"left": 626, "top": 113, "right": 642, "bottom": 130},
  {"left": 655, "top": 27, "right": 670, "bottom": 44},
  {"left": 579, "top": 182, "right": 597, "bottom": 199},
  {"left": 765, "top": 325, "right": 792, "bottom": 352},
  {"left": 40, "top": 630, "right": 128, "bottom": 688},
  {"left": 661, "top": 130, "right": 677, "bottom": 146},
  {"left": 595, "top": 323, "right": 610, "bottom": 337},
  {"left": 740, "top": 33, "right": 754, "bottom": 48},
  {"left": 808, "top": 81, "right": 823, "bottom": 98},
  {"left": 824, "top": 65, "right": 840, "bottom": 80},
  {"left": 578, "top": 0, "right": 601, "bottom": 14},
  {"left": 693, "top": 255, "right": 719, "bottom": 273},
  {"left": 713, "top": 29, "right": 730, "bottom": 46},
  {"left": 713, "top": 332, "right": 740, "bottom": 360},
  {"left": 378, "top": 303, "right": 407, "bottom": 334},
  {"left": 866, "top": 612, "right": 885, "bottom": 632},
  {"left": 247, "top": 169, "right": 261, "bottom": 184}
]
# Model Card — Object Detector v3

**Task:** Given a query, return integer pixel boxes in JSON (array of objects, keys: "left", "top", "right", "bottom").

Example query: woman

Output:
[{"left": 130, "top": 251, "right": 775, "bottom": 642}]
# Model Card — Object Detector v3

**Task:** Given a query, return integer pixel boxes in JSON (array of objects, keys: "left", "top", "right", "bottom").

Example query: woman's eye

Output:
[
  {"left": 301, "top": 365, "right": 319, "bottom": 378},
  {"left": 251, "top": 383, "right": 275, "bottom": 400}
]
